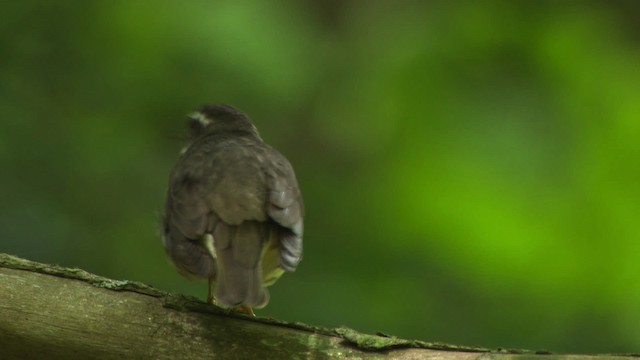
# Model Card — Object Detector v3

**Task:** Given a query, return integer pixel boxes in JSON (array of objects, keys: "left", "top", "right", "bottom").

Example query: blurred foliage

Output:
[{"left": 1, "top": 0, "right": 639, "bottom": 354}]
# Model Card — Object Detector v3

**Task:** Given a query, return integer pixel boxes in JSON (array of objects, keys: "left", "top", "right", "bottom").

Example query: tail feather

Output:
[{"left": 213, "top": 221, "right": 269, "bottom": 308}]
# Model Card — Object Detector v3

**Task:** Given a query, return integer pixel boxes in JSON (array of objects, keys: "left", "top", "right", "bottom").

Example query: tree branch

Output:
[{"left": 0, "top": 253, "right": 636, "bottom": 359}]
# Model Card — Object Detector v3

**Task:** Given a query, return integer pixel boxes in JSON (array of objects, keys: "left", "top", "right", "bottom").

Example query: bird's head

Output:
[{"left": 186, "top": 104, "right": 261, "bottom": 141}]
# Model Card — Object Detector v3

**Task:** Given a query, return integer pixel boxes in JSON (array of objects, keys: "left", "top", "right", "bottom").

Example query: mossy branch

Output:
[{"left": 0, "top": 253, "right": 636, "bottom": 359}]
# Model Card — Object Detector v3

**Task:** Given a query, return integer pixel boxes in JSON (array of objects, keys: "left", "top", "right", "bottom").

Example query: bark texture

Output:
[{"left": 0, "top": 253, "right": 636, "bottom": 360}]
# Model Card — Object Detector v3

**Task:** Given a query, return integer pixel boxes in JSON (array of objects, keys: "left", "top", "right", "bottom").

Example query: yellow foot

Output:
[{"left": 231, "top": 305, "right": 255, "bottom": 317}]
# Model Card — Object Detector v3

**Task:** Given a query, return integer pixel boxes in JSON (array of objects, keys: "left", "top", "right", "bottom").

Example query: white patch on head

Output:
[
  {"left": 203, "top": 233, "right": 216, "bottom": 259},
  {"left": 188, "top": 111, "right": 212, "bottom": 127}
]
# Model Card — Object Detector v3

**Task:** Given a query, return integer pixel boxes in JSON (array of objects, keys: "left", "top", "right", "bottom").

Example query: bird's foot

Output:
[{"left": 231, "top": 305, "right": 255, "bottom": 317}]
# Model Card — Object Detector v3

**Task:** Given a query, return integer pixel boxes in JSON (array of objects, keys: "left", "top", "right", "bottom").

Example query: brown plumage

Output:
[{"left": 162, "top": 104, "right": 303, "bottom": 313}]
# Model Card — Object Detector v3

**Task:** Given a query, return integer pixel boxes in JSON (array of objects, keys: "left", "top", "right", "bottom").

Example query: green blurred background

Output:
[{"left": 1, "top": 0, "right": 639, "bottom": 354}]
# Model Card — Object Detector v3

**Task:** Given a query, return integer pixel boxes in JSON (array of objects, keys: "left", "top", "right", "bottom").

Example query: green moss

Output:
[
  {"left": 0, "top": 253, "right": 165, "bottom": 297},
  {"left": 335, "top": 326, "right": 494, "bottom": 353}
]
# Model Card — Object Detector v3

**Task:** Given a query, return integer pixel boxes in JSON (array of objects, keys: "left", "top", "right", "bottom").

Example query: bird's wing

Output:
[
  {"left": 163, "top": 148, "right": 220, "bottom": 279},
  {"left": 166, "top": 165, "right": 212, "bottom": 239},
  {"left": 264, "top": 147, "right": 304, "bottom": 272}
]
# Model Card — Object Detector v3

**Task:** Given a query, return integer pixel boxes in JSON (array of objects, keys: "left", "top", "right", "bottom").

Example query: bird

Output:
[{"left": 162, "top": 104, "right": 304, "bottom": 315}]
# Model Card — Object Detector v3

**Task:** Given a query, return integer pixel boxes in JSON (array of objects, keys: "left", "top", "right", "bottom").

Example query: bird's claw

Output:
[{"left": 231, "top": 305, "right": 255, "bottom": 317}]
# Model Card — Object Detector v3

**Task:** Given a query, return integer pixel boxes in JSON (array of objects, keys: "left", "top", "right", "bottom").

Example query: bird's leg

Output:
[
  {"left": 203, "top": 233, "right": 217, "bottom": 305},
  {"left": 207, "top": 277, "right": 215, "bottom": 304},
  {"left": 231, "top": 305, "right": 255, "bottom": 317}
]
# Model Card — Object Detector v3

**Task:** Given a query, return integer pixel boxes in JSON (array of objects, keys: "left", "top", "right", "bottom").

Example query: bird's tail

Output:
[{"left": 213, "top": 221, "right": 269, "bottom": 308}]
